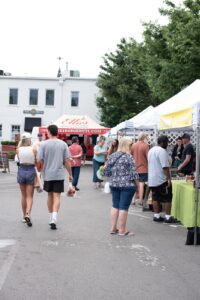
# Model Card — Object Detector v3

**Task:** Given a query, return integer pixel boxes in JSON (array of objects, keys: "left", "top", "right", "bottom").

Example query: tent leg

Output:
[{"left": 194, "top": 126, "right": 200, "bottom": 245}]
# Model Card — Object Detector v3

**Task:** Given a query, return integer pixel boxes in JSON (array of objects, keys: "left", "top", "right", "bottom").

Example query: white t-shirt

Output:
[{"left": 148, "top": 146, "right": 170, "bottom": 187}]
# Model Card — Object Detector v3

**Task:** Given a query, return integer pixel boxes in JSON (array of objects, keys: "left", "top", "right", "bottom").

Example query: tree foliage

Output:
[
  {"left": 96, "top": 39, "right": 154, "bottom": 127},
  {"left": 143, "top": 0, "right": 200, "bottom": 101},
  {"left": 97, "top": 0, "right": 200, "bottom": 127}
]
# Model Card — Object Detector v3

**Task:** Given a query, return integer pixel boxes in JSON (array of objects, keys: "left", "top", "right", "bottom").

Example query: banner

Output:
[{"left": 160, "top": 107, "right": 193, "bottom": 130}]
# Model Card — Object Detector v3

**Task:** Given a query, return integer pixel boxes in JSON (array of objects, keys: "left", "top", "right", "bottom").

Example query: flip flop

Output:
[
  {"left": 118, "top": 231, "right": 135, "bottom": 236},
  {"left": 110, "top": 229, "right": 119, "bottom": 235}
]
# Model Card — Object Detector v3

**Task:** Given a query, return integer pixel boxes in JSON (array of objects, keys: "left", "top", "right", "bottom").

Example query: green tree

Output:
[
  {"left": 143, "top": 0, "right": 200, "bottom": 101},
  {"left": 96, "top": 39, "right": 154, "bottom": 127}
]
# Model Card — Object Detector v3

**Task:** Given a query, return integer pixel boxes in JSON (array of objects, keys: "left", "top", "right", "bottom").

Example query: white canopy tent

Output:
[
  {"left": 108, "top": 105, "right": 155, "bottom": 137},
  {"left": 158, "top": 80, "right": 200, "bottom": 245},
  {"left": 122, "top": 79, "right": 200, "bottom": 131},
  {"left": 158, "top": 79, "right": 200, "bottom": 130}
]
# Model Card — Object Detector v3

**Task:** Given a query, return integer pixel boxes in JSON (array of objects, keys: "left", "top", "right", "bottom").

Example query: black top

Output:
[
  {"left": 180, "top": 143, "right": 195, "bottom": 175},
  {"left": 171, "top": 144, "right": 184, "bottom": 164}
]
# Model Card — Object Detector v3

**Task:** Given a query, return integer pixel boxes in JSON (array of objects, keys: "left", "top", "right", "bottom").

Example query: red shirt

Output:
[
  {"left": 69, "top": 144, "right": 83, "bottom": 167},
  {"left": 131, "top": 141, "right": 149, "bottom": 173}
]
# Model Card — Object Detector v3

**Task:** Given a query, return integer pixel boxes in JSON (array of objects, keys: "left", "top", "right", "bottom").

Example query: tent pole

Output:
[{"left": 194, "top": 125, "right": 200, "bottom": 245}]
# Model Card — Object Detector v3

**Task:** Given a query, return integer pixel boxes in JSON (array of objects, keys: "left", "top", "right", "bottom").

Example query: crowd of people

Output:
[
  {"left": 15, "top": 126, "right": 195, "bottom": 235},
  {"left": 97, "top": 132, "right": 195, "bottom": 235}
]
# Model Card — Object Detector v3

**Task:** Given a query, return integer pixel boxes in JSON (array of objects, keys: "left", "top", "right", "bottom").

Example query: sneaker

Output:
[
  {"left": 163, "top": 216, "right": 180, "bottom": 223},
  {"left": 50, "top": 223, "right": 57, "bottom": 230},
  {"left": 21, "top": 217, "right": 26, "bottom": 223},
  {"left": 75, "top": 187, "right": 80, "bottom": 191},
  {"left": 153, "top": 216, "right": 164, "bottom": 222},
  {"left": 50, "top": 220, "right": 57, "bottom": 230}
]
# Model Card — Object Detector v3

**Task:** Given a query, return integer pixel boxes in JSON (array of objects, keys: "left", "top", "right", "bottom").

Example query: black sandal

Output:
[{"left": 25, "top": 215, "right": 32, "bottom": 227}]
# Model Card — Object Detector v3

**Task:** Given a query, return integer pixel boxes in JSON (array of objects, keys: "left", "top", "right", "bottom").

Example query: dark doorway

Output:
[{"left": 24, "top": 117, "right": 41, "bottom": 132}]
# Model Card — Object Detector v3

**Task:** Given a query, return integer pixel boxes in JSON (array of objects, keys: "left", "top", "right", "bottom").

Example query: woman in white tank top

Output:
[{"left": 16, "top": 132, "right": 37, "bottom": 227}]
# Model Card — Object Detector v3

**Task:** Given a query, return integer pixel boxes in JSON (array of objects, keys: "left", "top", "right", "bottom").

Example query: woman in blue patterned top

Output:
[{"left": 104, "top": 137, "right": 138, "bottom": 236}]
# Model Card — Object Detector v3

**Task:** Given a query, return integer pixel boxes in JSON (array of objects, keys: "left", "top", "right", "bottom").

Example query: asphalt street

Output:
[{"left": 0, "top": 161, "right": 200, "bottom": 300}]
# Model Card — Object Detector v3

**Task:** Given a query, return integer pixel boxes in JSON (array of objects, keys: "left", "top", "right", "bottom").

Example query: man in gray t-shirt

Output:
[
  {"left": 148, "top": 135, "right": 177, "bottom": 224},
  {"left": 37, "top": 125, "right": 72, "bottom": 230}
]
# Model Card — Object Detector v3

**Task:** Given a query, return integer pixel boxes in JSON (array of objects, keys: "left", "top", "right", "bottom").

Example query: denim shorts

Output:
[
  {"left": 110, "top": 186, "right": 136, "bottom": 211},
  {"left": 139, "top": 173, "right": 148, "bottom": 183},
  {"left": 17, "top": 165, "right": 36, "bottom": 185}
]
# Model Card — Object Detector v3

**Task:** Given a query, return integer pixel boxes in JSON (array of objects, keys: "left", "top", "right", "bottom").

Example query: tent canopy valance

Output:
[
  {"left": 39, "top": 115, "right": 110, "bottom": 135},
  {"left": 158, "top": 79, "right": 200, "bottom": 130}
]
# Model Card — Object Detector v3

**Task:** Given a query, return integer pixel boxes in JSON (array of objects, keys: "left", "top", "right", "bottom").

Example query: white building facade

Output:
[{"left": 0, "top": 75, "right": 99, "bottom": 141}]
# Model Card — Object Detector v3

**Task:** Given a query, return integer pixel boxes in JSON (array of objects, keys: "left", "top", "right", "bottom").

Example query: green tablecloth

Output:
[{"left": 171, "top": 180, "right": 200, "bottom": 227}]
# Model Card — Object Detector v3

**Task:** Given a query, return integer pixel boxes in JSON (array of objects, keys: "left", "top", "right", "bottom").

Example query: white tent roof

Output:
[
  {"left": 109, "top": 79, "right": 200, "bottom": 134},
  {"left": 108, "top": 106, "right": 154, "bottom": 136},
  {"left": 156, "top": 79, "right": 200, "bottom": 115},
  {"left": 132, "top": 79, "right": 200, "bottom": 130}
]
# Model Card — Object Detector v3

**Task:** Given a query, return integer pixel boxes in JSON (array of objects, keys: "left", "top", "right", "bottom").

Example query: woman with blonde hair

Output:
[
  {"left": 16, "top": 132, "right": 37, "bottom": 227},
  {"left": 104, "top": 137, "right": 138, "bottom": 236}
]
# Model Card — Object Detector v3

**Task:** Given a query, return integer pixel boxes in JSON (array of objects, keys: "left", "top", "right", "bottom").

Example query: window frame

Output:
[
  {"left": 45, "top": 89, "right": 55, "bottom": 106},
  {"left": 71, "top": 91, "right": 79, "bottom": 107},
  {"left": 9, "top": 88, "right": 18, "bottom": 105},
  {"left": 11, "top": 125, "right": 20, "bottom": 141},
  {"left": 29, "top": 89, "right": 38, "bottom": 106}
]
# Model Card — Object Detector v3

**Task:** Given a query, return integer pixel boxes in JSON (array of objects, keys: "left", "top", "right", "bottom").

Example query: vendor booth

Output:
[
  {"left": 159, "top": 79, "right": 200, "bottom": 245},
  {"left": 108, "top": 105, "right": 156, "bottom": 139},
  {"left": 39, "top": 115, "right": 110, "bottom": 160}
]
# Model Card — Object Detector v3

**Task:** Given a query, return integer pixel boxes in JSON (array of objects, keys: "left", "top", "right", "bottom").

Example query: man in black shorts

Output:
[
  {"left": 38, "top": 125, "right": 73, "bottom": 229},
  {"left": 148, "top": 135, "right": 176, "bottom": 223}
]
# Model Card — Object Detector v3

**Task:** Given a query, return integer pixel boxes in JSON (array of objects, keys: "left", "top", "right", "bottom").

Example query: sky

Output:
[{"left": 0, "top": 0, "right": 182, "bottom": 78}]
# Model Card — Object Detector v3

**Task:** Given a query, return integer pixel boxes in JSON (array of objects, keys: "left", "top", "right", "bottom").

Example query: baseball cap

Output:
[{"left": 21, "top": 132, "right": 31, "bottom": 140}]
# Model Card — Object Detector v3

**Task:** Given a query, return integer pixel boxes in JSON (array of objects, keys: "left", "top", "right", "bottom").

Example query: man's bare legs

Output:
[
  {"left": 47, "top": 192, "right": 61, "bottom": 229},
  {"left": 139, "top": 182, "right": 145, "bottom": 205}
]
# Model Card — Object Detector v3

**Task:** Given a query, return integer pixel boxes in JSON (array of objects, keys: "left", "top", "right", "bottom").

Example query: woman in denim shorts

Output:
[
  {"left": 104, "top": 138, "right": 139, "bottom": 236},
  {"left": 16, "top": 132, "right": 37, "bottom": 227}
]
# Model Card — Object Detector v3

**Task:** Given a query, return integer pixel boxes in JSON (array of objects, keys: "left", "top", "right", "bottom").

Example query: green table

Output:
[{"left": 171, "top": 180, "right": 200, "bottom": 227}]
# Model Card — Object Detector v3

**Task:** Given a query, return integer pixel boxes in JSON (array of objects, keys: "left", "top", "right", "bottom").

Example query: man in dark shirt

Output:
[{"left": 177, "top": 133, "right": 195, "bottom": 175}]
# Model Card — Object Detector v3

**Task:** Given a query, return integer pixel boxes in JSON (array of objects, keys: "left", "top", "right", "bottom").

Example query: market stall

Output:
[
  {"left": 159, "top": 79, "right": 200, "bottom": 245},
  {"left": 39, "top": 115, "right": 110, "bottom": 159}
]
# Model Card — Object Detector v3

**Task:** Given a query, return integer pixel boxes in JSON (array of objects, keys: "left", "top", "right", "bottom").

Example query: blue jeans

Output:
[
  {"left": 110, "top": 186, "right": 136, "bottom": 211},
  {"left": 93, "top": 159, "right": 104, "bottom": 183},
  {"left": 72, "top": 167, "right": 80, "bottom": 187}
]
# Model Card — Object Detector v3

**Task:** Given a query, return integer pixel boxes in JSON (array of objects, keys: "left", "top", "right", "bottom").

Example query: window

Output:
[
  {"left": 24, "top": 117, "right": 41, "bottom": 132},
  {"left": 9, "top": 88, "right": 18, "bottom": 105},
  {"left": 29, "top": 89, "right": 38, "bottom": 105},
  {"left": 71, "top": 91, "right": 79, "bottom": 107},
  {"left": 0, "top": 125, "right": 2, "bottom": 138},
  {"left": 11, "top": 125, "right": 20, "bottom": 140},
  {"left": 46, "top": 89, "right": 54, "bottom": 106}
]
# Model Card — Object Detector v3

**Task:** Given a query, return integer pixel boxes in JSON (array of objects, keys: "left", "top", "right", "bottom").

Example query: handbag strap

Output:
[{"left": 112, "top": 152, "right": 125, "bottom": 167}]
